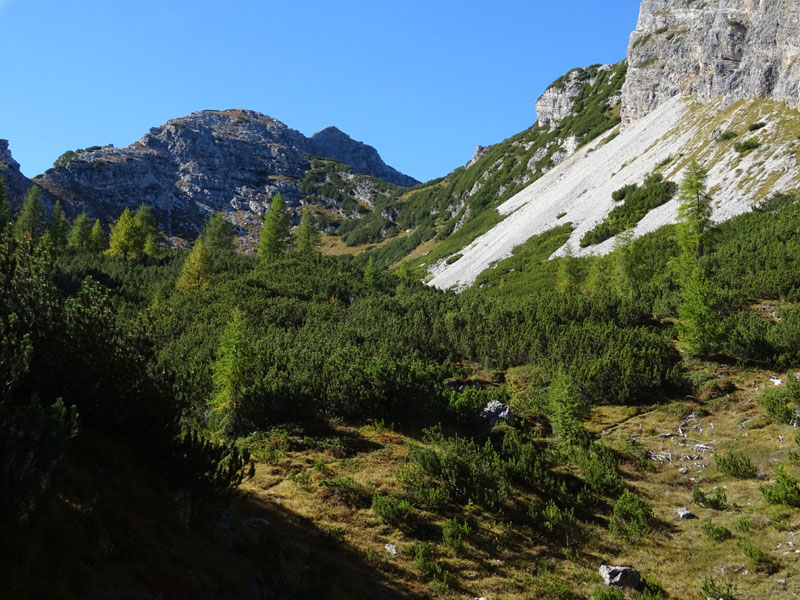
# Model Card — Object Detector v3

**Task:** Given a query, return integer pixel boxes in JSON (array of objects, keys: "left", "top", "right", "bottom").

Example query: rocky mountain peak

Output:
[
  {"left": 0, "top": 140, "right": 34, "bottom": 206},
  {"left": 32, "top": 109, "right": 419, "bottom": 239},
  {"left": 622, "top": 0, "right": 800, "bottom": 125},
  {"left": 308, "top": 126, "right": 419, "bottom": 188}
]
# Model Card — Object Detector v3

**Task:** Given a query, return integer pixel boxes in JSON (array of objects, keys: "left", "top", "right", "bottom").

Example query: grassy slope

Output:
[{"left": 231, "top": 360, "right": 800, "bottom": 599}]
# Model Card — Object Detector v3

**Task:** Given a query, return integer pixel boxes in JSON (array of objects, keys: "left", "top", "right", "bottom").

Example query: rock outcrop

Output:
[
  {"left": 622, "top": 0, "right": 800, "bottom": 126},
  {"left": 0, "top": 140, "right": 35, "bottom": 207},
  {"left": 34, "top": 110, "right": 418, "bottom": 238},
  {"left": 308, "top": 127, "right": 418, "bottom": 188},
  {"left": 536, "top": 64, "right": 619, "bottom": 129}
]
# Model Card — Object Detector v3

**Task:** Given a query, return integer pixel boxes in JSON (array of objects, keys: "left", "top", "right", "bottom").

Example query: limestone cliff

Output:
[
  {"left": 622, "top": 0, "right": 800, "bottom": 125},
  {"left": 0, "top": 140, "right": 35, "bottom": 207},
  {"left": 34, "top": 110, "right": 418, "bottom": 239}
]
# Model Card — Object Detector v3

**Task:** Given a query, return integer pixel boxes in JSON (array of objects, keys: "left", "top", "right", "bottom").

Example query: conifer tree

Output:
[
  {"left": 547, "top": 370, "right": 587, "bottom": 446},
  {"left": 674, "top": 159, "right": 719, "bottom": 356},
  {"left": 581, "top": 256, "right": 610, "bottom": 296},
  {"left": 363, "top": 256, "right": 378, "bottom": 288},
  {"left": 67, "top": 212, "right": 93, "bottom": 251},
  {"left": 258, "top": 193, "right": 291, "bottom": 259},
  {"left": 202, "top": 212, "right": 236, "bottom": 253},
  {"left": 611, "top": 229, "right": 641, "bottom": 299},
  {"left": 292, "top": 207, "right": 320, "bottom": 256},
  {"left": 678, "top": 265, "right": 720, "bottom": 356},
  {"left": 176, "top": 237, "right": 212, "bottom": 292},
  {"left": 555, "top": 244, "right": 578, "bottom": 294},
  {"left": 89, "top": 219, "right": 107, "bottom": 252},
  {"left": 14, "top": 187, "right": 47, "bottom": 242},
  {"left": 47, "top": 200, "right": 69, "bottom": 250},
  {"left": 209, "top": 308, "right": 254, "bottom": 438},
  {"left": 0, "top": 177, "right": 10, "bottom": 234},
  {"left": 677, "top": 159, "right": 713, "bottom": 261},
  {"left": 133, "top": 204, "right": 159, "bottom": 256},
  {"left": 105, "top": 208, "right": 138, "bottom": 259}
]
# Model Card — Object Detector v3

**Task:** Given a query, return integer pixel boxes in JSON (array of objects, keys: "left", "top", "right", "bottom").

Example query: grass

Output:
[{"left": 219, "top": 362, "right": 800, "bottom": 599}]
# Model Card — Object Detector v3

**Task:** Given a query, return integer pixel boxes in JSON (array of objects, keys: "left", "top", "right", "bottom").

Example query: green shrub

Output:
[
  {"left": 748, "top": 122, "right": 766, "bottom": 131},
  {"left": 581, "top": 174, "right": 676, "bottom": 247},
  {"left": 734, "top": 515, "right": 755, "bottom": 533},
  {"left": 718, "top": 130, "right": 738, "bottom": 142},
  {"left": 638, "top": 577, "right": 666, "bottom": 600},
  {"left": 577, "top": 443, "right": 622, "bottom": 496},
  {"left": 609, "top": 490, "right": 653, "bottom": 543},
  {"left": 700, "top": 577, "right": 737, "bottom": 600},
  {"left": 761, "top": 466, "right": 800, "bottom": 507},
  {"left": 592, "top": 587, "right": 624, "bottom": 600},
  {"left": 372, "top": 492, "right": 411, "bottom": 525},
  {"left": 702, "top": 520, "right": 732, "bottom": 541},
  {"left": 715, "top": 450, "right": 757, "bottom": 479},
  {"left": 738, "top": 537, "right": 776, "bottom": 572},
  {"left": 758, "top": 378, "right": 799, "bottom": 425},
  {"left": 693, "top": 485, "right": 728, "bottom": 509},
  {"left": 758, "top": 386, "right": 795, "bottom": 424},
  {"left": 441, "top": 518, "right": 471, "bottom": 550},
  {"left": 734, "top": 137, "right": 760, "bottom": 153}
]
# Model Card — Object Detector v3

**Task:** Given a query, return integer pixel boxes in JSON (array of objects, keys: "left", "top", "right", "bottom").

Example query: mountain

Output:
[
  {"left": 31, "top": 109, "right": 419, "bottom": 240},
  {"left": 423, "top": 0, "right": 800, "bottom": 290},
  {"left": 0, "top": 140, "right": 34, "bottom": 207}
]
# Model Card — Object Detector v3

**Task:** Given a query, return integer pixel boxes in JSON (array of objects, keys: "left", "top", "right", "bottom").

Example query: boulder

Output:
[
  {"left": 677, "top": 507, "right": 697, "bottom": 519},
  {"left": 479, "top": 400, "right": 512, "bottom": 429},
  {"left": 599, "top": 565, "right": 642, "bottom": 589}
]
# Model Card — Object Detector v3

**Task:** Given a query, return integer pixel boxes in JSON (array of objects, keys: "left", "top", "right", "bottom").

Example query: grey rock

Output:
[
  {"left": 308, "top": 126, "right": 418, "bottom": 188},
  {"left": 479, "top": 400, "right": 512, "bottom": 429},
  {"left": 0, "top": 140, "right": 35, "bottom": 208},
  {"left": 33, "top": 110, "right": 418, "bottom": 240},
  {"left": 384, "top": 543, "right": 397, "bottom": 556},
  {"left": 466, "top": 145, "right": 490, "bottom": 168},
  {"left": 622, "top": 0, "right": 800, "bottom": 126},
  {"left": 677, "top": 507, "right": 697, "bottom": 519},
  {"left": 537, "top": 65, "right": 616, "bottom": 129},
  {"left": 599, "top": 565, "right": 642, "bottom": 589}
]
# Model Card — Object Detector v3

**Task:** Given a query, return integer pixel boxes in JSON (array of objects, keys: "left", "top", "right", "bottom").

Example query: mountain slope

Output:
[
  {"left": 426, "top": 0, "right": 800, "bottom": 290},
  {"left": 33, "top": 110, "right": 418, "bottom": 240}
]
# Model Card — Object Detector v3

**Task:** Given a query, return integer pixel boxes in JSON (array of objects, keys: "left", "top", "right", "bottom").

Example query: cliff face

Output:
[
  {"left": 622, "top": 0, "right": 800, "bottom": 125},
  {"left": 308, "top": 127, "right": 418, "bottom": 188},
  {"left": 536, "top": 65, "right": 621, "bottom": 129},
  {"left": 34, "top": 110, "right": 418, "bottom": 238},
  {"left": 0, "top": 140, "right": 35, "bottom": 207}
]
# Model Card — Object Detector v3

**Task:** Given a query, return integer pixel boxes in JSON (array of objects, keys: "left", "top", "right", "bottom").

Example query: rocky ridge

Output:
[
  {"left": 33, "top": 109, "right": 418, "bottom": 239},
  {"left": 622, "top": 0, "right": 800, "bottom": 126},
  {"left": 0, "top": 140, "right": 34, "bottom": 207}
]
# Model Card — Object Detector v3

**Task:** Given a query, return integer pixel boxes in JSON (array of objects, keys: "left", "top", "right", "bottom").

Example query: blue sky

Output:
[{"left": 0, "top": 0, "right": 641, "bottom": 182}]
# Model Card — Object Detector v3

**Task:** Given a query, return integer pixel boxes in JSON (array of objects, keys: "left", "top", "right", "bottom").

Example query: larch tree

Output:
[
  {"left": 67, "top": 213, "right": 93, "bottom": 251},
  {"left": 209, "top": 307, "right": 255, "bottom": 438},
  {"left": 89, "top": 219, "right": 107, "bottom": 252},
  {"left": 47, "top": 200, "right": 69, "bottom": 250},
  {"left": 105, "top": 208, "right": 138, "bottom": 259},
  {"left": 677, "top": 159, "right": 713, "bottom": 262},
  {"left": 14, "top": 187, "right": 47, "bottom": 242},
  {"left": 176, "top": 237, "right": 212, "bottom": 292},
  {"left": 258, "top": 193, "right": 292, "bottom": 260},
  {"left": 132, "top": 204, "right": 159, "bottom": 256},
  {"left": 292, "top": 207, "right": 320, "bottom": 256},
  {"left": 675, "top": 159, "right": 719, "bottom": 356},
  {"left": 202, "top": 212, "right": 236, "bottom": 253}
]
